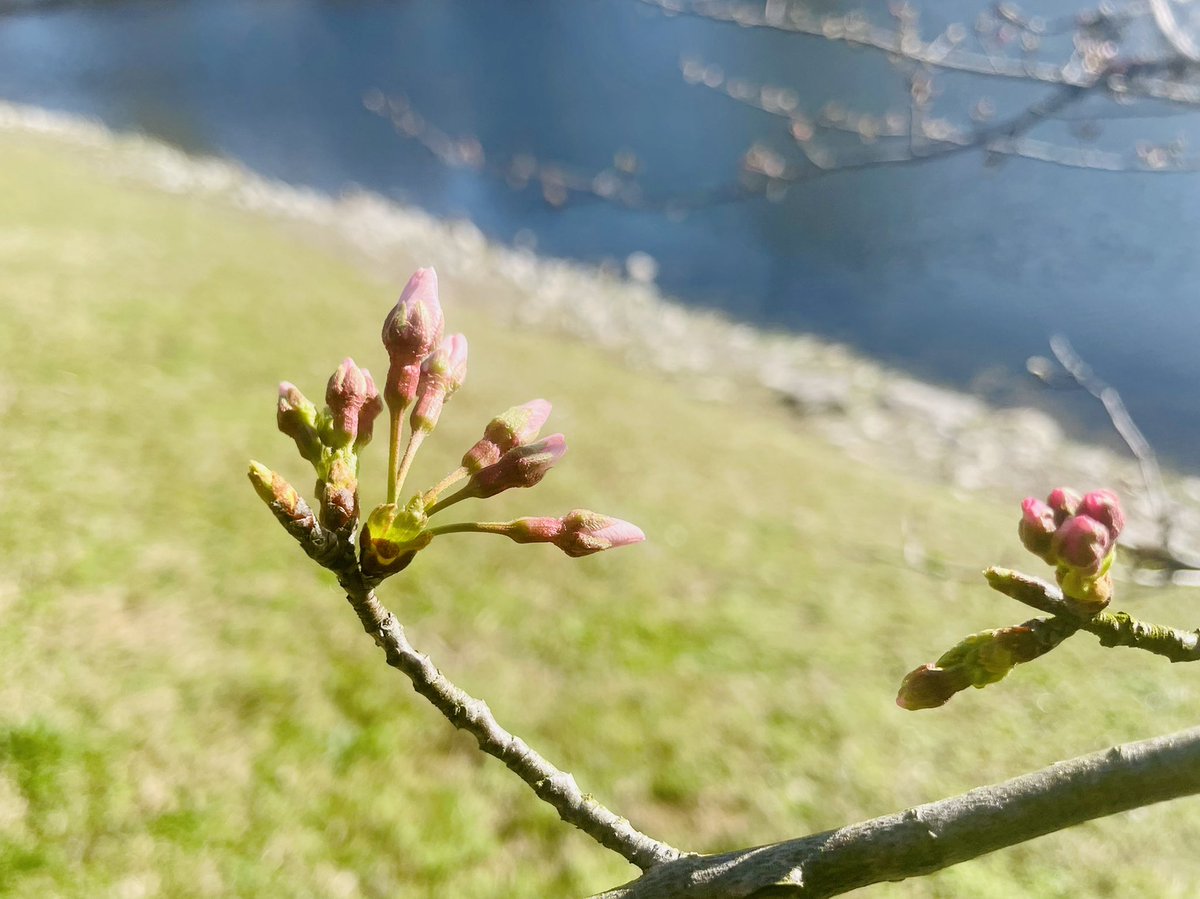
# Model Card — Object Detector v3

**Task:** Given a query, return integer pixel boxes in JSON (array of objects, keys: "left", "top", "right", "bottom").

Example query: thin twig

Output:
[
  {"left": 337, "top": 572, "right": 683, "bottom": 872},
  {"left": 1048, "top": 335, "right": 1170, "bottom": 533},
  {"left": 593, "top": 725, "right": 1200, "bottom": 897},
  {"left": 985, "top": 567, "right": 1200, "bottom": 662}
]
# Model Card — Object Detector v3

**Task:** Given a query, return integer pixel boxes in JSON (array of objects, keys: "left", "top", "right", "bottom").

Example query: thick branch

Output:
[
  {"left": 985, "top": 567, "right": 1200, "bottom": 662},
  {"left": 595, "top": 726, "right": 1200, "bottom": 898},
  {"left": 338, "top": 577, "right": 683, "bottom": 871}
]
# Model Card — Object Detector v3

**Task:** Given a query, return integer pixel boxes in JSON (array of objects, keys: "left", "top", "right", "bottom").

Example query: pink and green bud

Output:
[
  {"left": 1018, "top": 498, "right": 1057, "bottom": 562},
  {"left": 1046, "top": 487, "right": 1081, "bottom": 526},
  {"left": 553, "top": 510, "right": 646, "bottom": 557},
  {"left": 1078, "top": 489, "right": 1124, "bottom": 540},
  {"left": 1052, "top": 514, "right": 1112, "bottom": 576},
  {"left": 277, "top": 382, "right": 322, "bottom": 464},
  {"left": 325, "top": 357, "right": 377, "bottom": 448},
  {"left": 410, "top": 333, "right": 469, "bottom": 434},
  {"left": 463, "top": 434, "right": 567, "bottom": 500},
  {"left": 461, "top": 399, "right": 553, "bottom": 473},
  {"left": 317, "top": 455, "right": 359, "bottom": 533},
  {"left": 503, "top": 510, "right": 645, "bottom": 556},
  {"left": 897, "top": 619, "right": 1077, "bottom": 711},
  {"left": 359, "top": 498, "right": 432, "bottom": 581},
  {"left": 356, "top": 378, "right": 384, "bottom": 450},
  {"left": 248, "top": 461, "right": 338, "bottom": 565},
  {"left": 382, "top": 268, "right": 445, "bottom": 412}
]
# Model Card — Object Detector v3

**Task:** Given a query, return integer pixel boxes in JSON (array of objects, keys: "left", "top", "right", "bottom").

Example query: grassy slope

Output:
[{"left": 1, "top": 130, "right": 1198, "bottom": 898}]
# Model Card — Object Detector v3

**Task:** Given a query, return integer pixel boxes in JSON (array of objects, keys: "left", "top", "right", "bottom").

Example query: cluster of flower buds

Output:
[
  {"left": 251, "top": 267, "right": 644, "bottom": 586},
  {"left": 1018, "top": 488, "right": 1124, "bottom": 609},
  {"left": 253, "top": 356, "right": 383, "bottom": 548}
]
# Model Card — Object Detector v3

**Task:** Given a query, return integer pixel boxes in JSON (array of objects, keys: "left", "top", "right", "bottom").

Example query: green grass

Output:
[{"left": 1, "top": 130, "right": 1199, "bottom": 898}]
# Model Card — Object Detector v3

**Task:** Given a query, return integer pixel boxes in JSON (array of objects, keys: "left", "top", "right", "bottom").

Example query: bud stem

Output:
[
  {"left": 386, "top": 408, "right": 404, "bottom": 504},
  {"left": 426, "top": 521, "right": 508, "bottom": 537},
  {"left": 394, "top": 428, "right": 428, "bottom": 500},
  {"left": 422, "top": 466, "right": 469, "bottom": 508},
  {"left": 425, "top": 485, "right": 472, "bottom": 517}
]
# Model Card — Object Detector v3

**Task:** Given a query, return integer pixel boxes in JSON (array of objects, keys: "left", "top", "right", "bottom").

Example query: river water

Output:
[{"left": 2, "top": 0, "right": 1199, "bottom": 467}]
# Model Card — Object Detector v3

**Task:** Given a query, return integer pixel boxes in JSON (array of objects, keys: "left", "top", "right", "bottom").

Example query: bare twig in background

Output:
[
  {"left": 373, "top": 0, "right": 1200, "bottom": 216},
  {"left": 1029, "top": 334, "right": 1200, "bottom": 577},
  {"left": 593, "top": 725, "right": 1200, "bottom": 898}
]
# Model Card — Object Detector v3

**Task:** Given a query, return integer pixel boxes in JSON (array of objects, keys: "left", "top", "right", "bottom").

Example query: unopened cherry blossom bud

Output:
[
  {"left": 277, "top": 382, "right": 322, "bottom": 464},
  {"left": 1052, "top": 514, "right": 1112, "bottom": 576},
  {"left": 1078, "top": 489, "right": 1124, "bottom": 540},
  {"left": 464, "top": 434, "right": 567, "bottom": 500},
  {"left": 461, "top": 399, "right": 553, "bottom": 473},
  {"left": 356, "top": 377, "right": 384, "bottom": 450},
  {"left": 553, "top": 510, "right": 646, "bottom": 557},
  {"left": 1018, "top": 498, "right": 1057, "bottom": 562},
  {"left": 1046, "top": 487, "right": 1081, "bottom": 526},
  {"left": 325, "top": 357, "right": 376, "bottom": 448},
  {"left": 318, "top": 455, "right": 359, "bottom": 533},
  {"left": 382, "top": 268, "right": 445, "bottom": 412},
  {"left": 410, "top": 333, "right": 468, "bottom": 434}
]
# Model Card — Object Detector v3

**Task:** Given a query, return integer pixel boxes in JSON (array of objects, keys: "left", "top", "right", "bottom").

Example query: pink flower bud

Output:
[
  {"left": 1078, "top": 489, "right": 1124, "bottom": 540},
  {"left": 466, "top": 434, "right": 567, "bottom": 499},
  {"left": 1046, "top": 487, "right": 1081, "bottom": 526},
  {"left": 356, "top": 372, "right": 383, "bottom": 450},
  {"left": 382, "top": 268, "right": 445, "bottom": 411},
  {"left": 325, "top": 357, "right": 376, "bottom": 447},
  {"left": 1018, "top": 498, "right": 1057, "bottom": 562},
  {"left": 382, "top": 269, "right": 445, "bottom": 366},
  {"left": 461, "top": 399, "right": 553, "bottom": 473},
  {"left": 552, "top": 510, "right": 646, "bottom": 557},
  {"left": 277, "top": 382, "right": 322, "bottom": 464},
  {"left": 410, "top": 334, "right": 469, "bottom": 434},
  {"left": 1052, "top": 515, "right": 1113, "bottom": 576},
  {"left": 499, "top": 511, "right": 644, "bottom": 556}
]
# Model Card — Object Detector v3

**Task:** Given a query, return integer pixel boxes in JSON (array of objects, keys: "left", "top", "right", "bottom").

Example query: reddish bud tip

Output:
[
  {"left": 462, "top": 399, "right": 553, "bottom": 473},
  {"left": 1018, "top": 498, "right": 1057, "bottom": 562},
  {"left": 410, "top": 334, "right": 469, "bottom": 434},
  {"left": 1078, "top": 489, "right": 1124, "bottom": 540},
  {"left": 382, "top": 268, "right": 445, "bottom": 368},
  {"left": 277, "top": 382, "right": 322, "bottom": 464},
  {"left": 382, "top": 269, "right": 446, "bottom": 414},
  {"left": 467, "top": 433, "right": 567, "bottom": 499},
  {"left": 1052, "top": 514, "right": 1113, "bottom": 576},
  {"left": 356, "top": 370, "right": 383, "bottom": 449},
  {"left": 1046, "top": 487, "right": 1081, "bottom": 526},
  {"left": 325, "top": 357, "right": 375, "bottom": 447}
]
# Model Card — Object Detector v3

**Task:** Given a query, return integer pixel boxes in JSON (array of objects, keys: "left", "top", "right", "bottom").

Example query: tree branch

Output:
[
  {"left": 336, "top": 573, "right": 683, "bottom": 871},
  {"left": 985, "top": 567, "right": 1200, "bottom": 662},
  {"left": 594, "top": 725, "right": 1200, "bottom": 898}
]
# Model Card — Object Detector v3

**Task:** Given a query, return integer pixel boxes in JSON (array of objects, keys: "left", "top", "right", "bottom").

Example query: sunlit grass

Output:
[{"left": 1, "top": 130, "right": 1198, "bottom": 897}]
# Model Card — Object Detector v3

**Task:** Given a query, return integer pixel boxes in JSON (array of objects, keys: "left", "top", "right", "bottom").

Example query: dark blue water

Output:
[{"left": 3, "top": 0, "right": 1200, "bottom": 467}]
